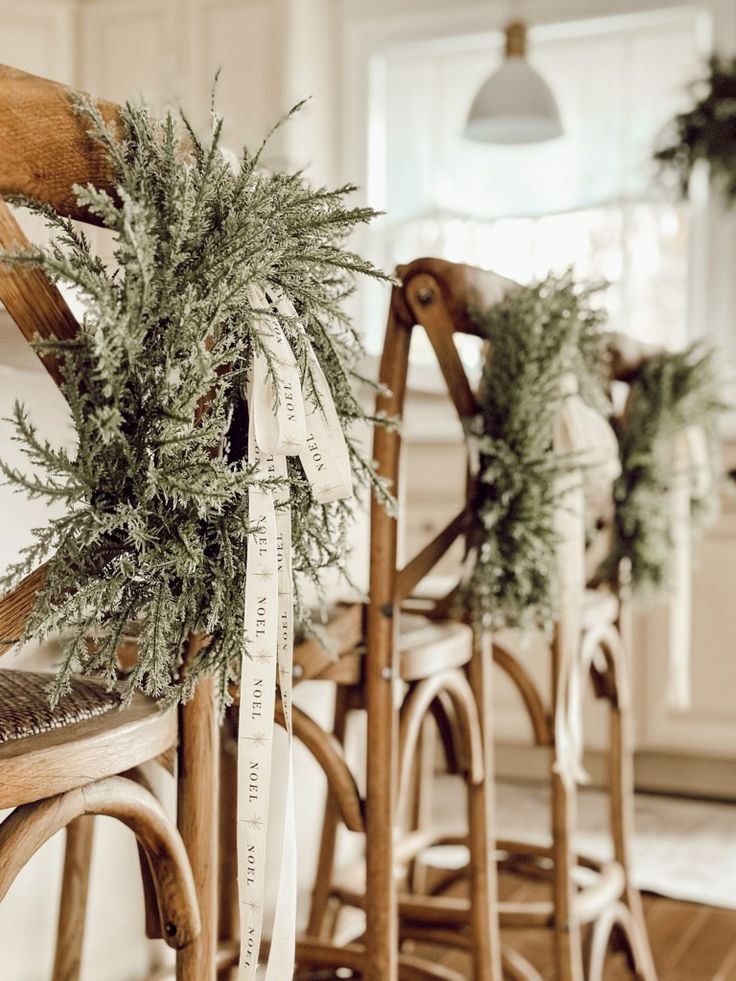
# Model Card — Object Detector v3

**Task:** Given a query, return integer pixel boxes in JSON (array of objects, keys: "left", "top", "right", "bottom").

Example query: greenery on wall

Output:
[
  {"left": 655, "top": 55, "right": 736, "bottom": 205},
  {"left": 600, "top": 345, "right": 726, "bottom": 592}
]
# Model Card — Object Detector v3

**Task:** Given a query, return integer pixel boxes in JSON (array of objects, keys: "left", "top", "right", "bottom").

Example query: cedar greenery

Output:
[
  {"left": 0, "top": 94, "right": 391, "bottom": 704},
  {"left": 599, "top": 345, "right": 725, "bottom": 592},
  {"left": 464, "top": 273, "right": 608, "bottom": 631},
  {"left": 655, "top": 56, "right": 736, "bottom": 205}
]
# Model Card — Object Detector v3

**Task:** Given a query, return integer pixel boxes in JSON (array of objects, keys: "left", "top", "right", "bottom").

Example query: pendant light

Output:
[{"left": 465, "top": 19, "right": 564, "bottom": 145}]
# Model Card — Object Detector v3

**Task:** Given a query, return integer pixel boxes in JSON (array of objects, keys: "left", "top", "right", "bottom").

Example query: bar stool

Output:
[
  {"left": 0, "top": 64, "right": 218, "bottom": 980},
  {"left": 390, "top": 258, "right": 657, "bottom": 981},
  {"left": 214, "top": 260, "right": 516, "bottom": 978}
]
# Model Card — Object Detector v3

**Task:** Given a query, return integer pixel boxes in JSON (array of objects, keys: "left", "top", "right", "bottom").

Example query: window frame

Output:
[{"left": 339, "top": 0, "right": 736, "bottom": 413}]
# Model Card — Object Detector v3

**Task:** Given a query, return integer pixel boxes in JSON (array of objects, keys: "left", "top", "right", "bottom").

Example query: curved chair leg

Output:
[
  {"left": 407, "top": 713, "right": 437, "bottom": 895},
  {"left": 306, "top": 685, "right": 351, "bottom": 940},
  {"left": 582, "top": 900, "right": 637, "bottom": 981},
  {"left": 398, "top": 666, "right": 500, "bottom": 981},
  {"left": 609, "top": 662, "right": 657, "bottom": 981},
  {"left": 0, "top": 775, "right": 200, "bottom": 951},
  {"left": 52, "top": 815, "right": 95, "bottom": 981}
]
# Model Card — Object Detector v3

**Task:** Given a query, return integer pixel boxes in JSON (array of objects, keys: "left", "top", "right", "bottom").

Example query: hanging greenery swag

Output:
[
  {"left": 0, "top": 95, "right": 391, "bottom": 704},
  {"left": 655, "top": 55, "right": 736, "bottom": 205},
  {"left": 599, "top": 345, "right": 725, "bottom": 593},
  {"left": 462, "top": 272, "right": 609, "bottom": 633},
  {"left": 463, "top": 275, "right": 726, "bottom": 630}
]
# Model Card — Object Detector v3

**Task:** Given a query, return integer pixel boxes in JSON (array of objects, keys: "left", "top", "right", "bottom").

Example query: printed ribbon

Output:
[
  {"left": 238, "top": 284, "right": 353, "bottom": 980},
  {"left": 552, "top": 373, "right": 621, "bottom": 788}
]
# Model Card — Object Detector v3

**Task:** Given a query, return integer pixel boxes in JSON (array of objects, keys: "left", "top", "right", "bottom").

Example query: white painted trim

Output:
[{"left": 495, "top": 742, "right": 736, "bottom": 799}]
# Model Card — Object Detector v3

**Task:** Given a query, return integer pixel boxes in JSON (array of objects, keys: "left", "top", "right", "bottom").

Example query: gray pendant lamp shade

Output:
[{"left": 465, "top": 20, "right": 564, "bottom": 145}]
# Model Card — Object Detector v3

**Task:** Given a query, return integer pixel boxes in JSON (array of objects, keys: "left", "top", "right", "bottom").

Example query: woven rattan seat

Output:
[{"left": 0, "top": 669, "right": 120, "bottom": 743}]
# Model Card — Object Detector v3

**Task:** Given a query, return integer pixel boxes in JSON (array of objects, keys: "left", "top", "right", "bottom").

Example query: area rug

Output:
[{"left": 492, "top": 780, "right": 736, "bottom": 910}]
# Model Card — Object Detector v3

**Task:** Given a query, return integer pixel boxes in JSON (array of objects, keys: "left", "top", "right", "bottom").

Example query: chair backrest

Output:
[
  {"left": 0, "top": 66, "right": 120, "bottom": 651},
  {"left": 367, "top": 256, "right": 652, "bottom": 627},
  {"left": 368, "top": 257, "right": 517, "bottom": 627}
]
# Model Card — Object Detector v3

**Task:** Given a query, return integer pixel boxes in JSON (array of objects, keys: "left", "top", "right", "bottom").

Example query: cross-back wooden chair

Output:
[
  {"left": 292, "top": 258, "right": 660, "bottom": 981},
  {"left": 0, "top": 65, "right": 217, "bottom": 981},
  {"left": 224, "top": 258, "right": 520, "bottom": 981},
  {"left": 379, "top": 259, "right": 657, "bottom": 981},
  {"left": 214, "top": 261, "right": 514, "bottom": 979}
]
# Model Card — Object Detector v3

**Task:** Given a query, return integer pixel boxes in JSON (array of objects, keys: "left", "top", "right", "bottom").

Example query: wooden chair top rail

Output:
[
  {"left": 0, "top": 66, "right": 123, "bottom": 652},
  {"left": 376, "top": 256, "right": 663, "bottom": 614},
  {"left": 0, "top": 64, "right": 117, "bottom": 221},
  {"left": 395, "top": 258, "right": 515, "bottom": 339}
]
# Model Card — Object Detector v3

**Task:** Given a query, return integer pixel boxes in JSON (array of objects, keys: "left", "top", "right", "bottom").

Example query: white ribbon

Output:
[
  {"left": 238, "top": 416, "right": 280, "bottom": 976},
  {"left": 666, "top": 425, "right": 710, "bottom": 711},
  {"left": 268, "top": 288, "right": 353, "bottom": 504},
  {"left": 552, "top": 374, "right": 621, "bottom": 788},
  {"left": 237, "top": 285, "right": 353, "bottom": 980}
]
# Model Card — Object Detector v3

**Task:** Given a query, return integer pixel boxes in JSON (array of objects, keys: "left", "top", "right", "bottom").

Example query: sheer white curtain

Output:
[{"left": 366, "top": 7, "right": 709, "bottom": 355}]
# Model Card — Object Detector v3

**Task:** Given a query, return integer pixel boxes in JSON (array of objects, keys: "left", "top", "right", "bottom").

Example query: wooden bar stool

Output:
[
  {"left": 386, "top": 258, "right": 657, "bottom": 981},
  {"left": 214, "top": 261, "right": 512, "bottom": 978},
  {"left": 227, "top": 258, "right": 531, "bottom": 981},
  {"left": 0, "top": 65, "right": 219, "bottom": 981}
]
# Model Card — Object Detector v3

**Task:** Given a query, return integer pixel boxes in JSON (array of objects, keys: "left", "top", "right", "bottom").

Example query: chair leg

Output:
[
  {"left": 609, "top": 701, "right": 656, "bottom": 980},
  {"left": 0, "top": 777, "right": 199, "bottom": 947},
  {"left": 365, "top": 609, "right": 399, "bottom": 981},
  {"left": 551, "top": 767, "right": 585, "bottom": 981},
  {"left": 407, "top": 713, "right": 437, "bottom": 895},
  {"left": 466, "top": 631, "right": 502, "bottom": 981},
  {"left": 176, "top": 671, "right": 219, "bottom": 981},
  {"left": 217, "top": 708, "right": 238, "bottom": 981},
  {"left": 52, "top": 815, "right": 95, "bottom": 981},
  {"left": 551, "top": 629, "right": 585, "bottom": 981},
  {"left": 306, "top": 685, "right": 350, "bottom": 939}
]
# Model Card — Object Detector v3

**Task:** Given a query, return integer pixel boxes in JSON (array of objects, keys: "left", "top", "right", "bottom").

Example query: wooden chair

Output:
[
  {"left": 210, "top": 261, "right": 514, "bottom": 980},
  {"left": 224, "top": 257, "right": 521, "bottom": 981},
  {"left": 376, "top": 258, "right": 658, "bottom": 981},
  {"left": 0, "top": 65, "right": 218, "bottom": 981}
]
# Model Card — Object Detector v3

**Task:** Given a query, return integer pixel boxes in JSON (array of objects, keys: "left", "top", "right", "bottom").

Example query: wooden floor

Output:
[{"left": 424, "top": 872, "right": 736, "bottom": 980}]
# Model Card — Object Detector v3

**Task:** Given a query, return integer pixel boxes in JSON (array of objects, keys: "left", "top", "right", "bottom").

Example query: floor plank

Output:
[{"left": 426, "top": 877, "right": 736, "bottom": 980}]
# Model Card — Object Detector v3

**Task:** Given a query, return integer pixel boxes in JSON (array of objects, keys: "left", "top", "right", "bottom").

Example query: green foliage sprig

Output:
[
  {"left": 464, "top": 273, "right": 608, "bottom": 631},
  {"left": 600, "top": 345, "right": 726, "bottom": 592},
  {"left": 0, "top": 94, "right": 391, "bottom": 703},
  {"left": 655, "top": 56, "right": 736, "bottom": 205}
]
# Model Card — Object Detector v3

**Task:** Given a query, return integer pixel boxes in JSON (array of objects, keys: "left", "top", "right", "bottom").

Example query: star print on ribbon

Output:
[{"left": 237, "top": 285, "right": 353, "bottom": 981}]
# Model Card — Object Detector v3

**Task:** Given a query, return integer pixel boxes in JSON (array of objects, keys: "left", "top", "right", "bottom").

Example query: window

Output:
[{"left": 362, "top": 7, "right": 711, "bottom": 360}]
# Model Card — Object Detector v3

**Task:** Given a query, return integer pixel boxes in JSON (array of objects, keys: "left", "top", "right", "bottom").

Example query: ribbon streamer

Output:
[
  {"left": 237, "top": 286, "right": 353, "bottom": 980},
  {"left": 666, "top": 425, "right": 710, "bottom": 711},
  {"left": 270, "top": 289, "right": 353, "bottom": 505},
  {"left": 552, "top": 374, "right": 621, "bottom": 788}
]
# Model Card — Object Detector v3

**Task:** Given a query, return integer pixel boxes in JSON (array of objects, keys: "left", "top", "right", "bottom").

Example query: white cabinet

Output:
[{"left": 635, "top": 498, "right": 736, "bottom": 759}]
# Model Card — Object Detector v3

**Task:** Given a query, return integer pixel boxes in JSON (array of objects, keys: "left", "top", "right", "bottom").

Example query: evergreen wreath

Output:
[
  {"left": 655, "top": 55, "right": 736, "bottom": 205},
  {"left": 0, "top": 94, "right": 391, "bottom": 704},
  {"left": 464, "top": 272, "right": 608, "bottom": 632},
  {"left": 599, "top": 345, "right": 725, "bottom": 593}
]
